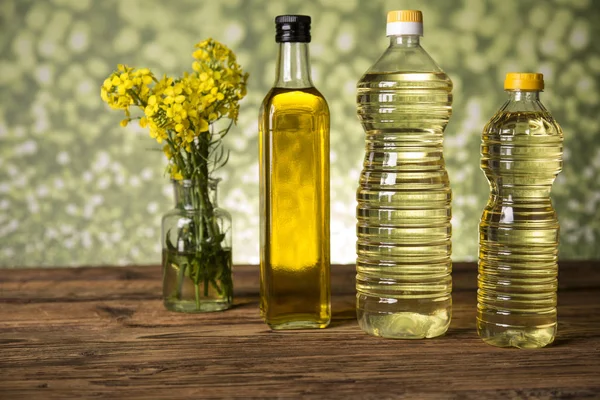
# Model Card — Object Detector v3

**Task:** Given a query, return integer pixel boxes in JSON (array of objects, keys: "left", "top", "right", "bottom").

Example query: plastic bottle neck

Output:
[
  {"left": 389, "top": 35, "right": 421, "bottom": 47},
  {"left": 502, "top": 90, "right": 546, "bottom": 113},
  {"left": 506, "top": 90, "right": 541, "bottom": 102},
  {"left": 274, "top": 42, "right": 313, "bottom": 89}
]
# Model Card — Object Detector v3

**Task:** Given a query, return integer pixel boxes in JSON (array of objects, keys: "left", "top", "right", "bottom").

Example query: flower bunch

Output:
[{"left": 101, "top": 38, "right": 248, "bottom": 180}]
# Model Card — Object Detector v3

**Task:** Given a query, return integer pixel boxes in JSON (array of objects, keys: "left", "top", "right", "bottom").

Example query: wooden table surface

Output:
[{"left": 1, "top": 262, "right": 599, "bottom": 399}]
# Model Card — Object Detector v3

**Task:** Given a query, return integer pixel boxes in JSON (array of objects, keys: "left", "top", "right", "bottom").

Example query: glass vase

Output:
[{"left": 161, "top": 178, "right": 233, "bottom": 312}]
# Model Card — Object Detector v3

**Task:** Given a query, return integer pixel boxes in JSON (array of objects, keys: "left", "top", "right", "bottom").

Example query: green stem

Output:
[
  {"left": 193, "top": 134, "right": 227, "bottom": 300},
  {"left": 127, "top": 89, "right": 147, "bottom": 109},
  {"left": 177, "top": 267, "right": 183, "bottom": 300},
  {"left": 168, "top": 127, "right": 232, "bottom": 309}
]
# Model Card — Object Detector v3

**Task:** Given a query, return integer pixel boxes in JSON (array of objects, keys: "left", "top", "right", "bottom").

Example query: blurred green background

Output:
[{"left": 1, "top": 0, "right": 599, "bottom": 267}]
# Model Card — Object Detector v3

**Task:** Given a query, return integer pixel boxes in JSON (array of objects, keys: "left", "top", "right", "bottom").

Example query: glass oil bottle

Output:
[{"left": 259, "top": 15, "right": 331, "bottom": 329}]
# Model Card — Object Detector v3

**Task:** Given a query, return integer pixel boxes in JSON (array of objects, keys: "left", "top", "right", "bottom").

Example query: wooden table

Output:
[{"left": 1, "top": 262, "right": 599, "bottom": 399}]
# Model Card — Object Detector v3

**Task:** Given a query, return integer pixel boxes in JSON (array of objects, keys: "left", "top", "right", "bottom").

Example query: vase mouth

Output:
[{"left": 171, "top": 178, "right": 222, "bottom": 187}]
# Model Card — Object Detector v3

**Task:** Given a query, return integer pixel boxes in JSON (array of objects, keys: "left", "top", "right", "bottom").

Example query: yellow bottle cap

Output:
[
  {"left": 387, "top": 10, "right": 423, "bottom": 23},
  {"left": 504, "top": 73, "right": 544, "bottom": 91},
  {"left": 386, "top": 10, "right": 423, "bottom": 36}
]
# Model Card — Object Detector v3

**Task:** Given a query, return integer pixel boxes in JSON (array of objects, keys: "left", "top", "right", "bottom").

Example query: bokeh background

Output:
[{"left": 1, "top": 0, "right": 599, "bottom": 268}]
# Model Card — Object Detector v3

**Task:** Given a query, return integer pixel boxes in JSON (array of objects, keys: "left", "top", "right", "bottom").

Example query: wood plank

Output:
[
  {"left": 2, "top": 261, "right": 590, "bottom": 317},
  {"left": 0, "top": 262, "right": 599, "bottom": 399}
]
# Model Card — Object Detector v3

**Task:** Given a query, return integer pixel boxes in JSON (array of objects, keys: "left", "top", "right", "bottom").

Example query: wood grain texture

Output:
[{"left": 0, "top": 262, "right": 599, "bottom": 399}]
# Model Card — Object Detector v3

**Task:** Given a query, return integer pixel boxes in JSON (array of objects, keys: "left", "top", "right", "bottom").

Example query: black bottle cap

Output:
[{"left": 275, "top": 15, "right": 311, "bottom": 43}]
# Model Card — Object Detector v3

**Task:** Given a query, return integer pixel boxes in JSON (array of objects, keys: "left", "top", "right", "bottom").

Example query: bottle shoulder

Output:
[
  {"left": 357, "top": 70, "right": 452, "bottom": 91},
  {"left": 483, "top": 109, "right": 563, "bottom": 139},
  {"left": 363, "top": 44, "right": 449, "bottom": 78},
  {"left": 261, "top": 86, "right": 328, "bottom": 103},
  {"left": 260, "top": 86, "right": 329, "bottom": 115}
]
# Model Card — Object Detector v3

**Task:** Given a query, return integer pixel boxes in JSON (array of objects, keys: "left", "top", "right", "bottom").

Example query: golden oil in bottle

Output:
[
  {"left": 259, "top": 15, "right": 330, "bottom": 330},
  {"left": 478, "top": 73, "right": 563, "bottom": 348},
  {"left": 355, "top": 11, "right": 453, "bottom": 339}
]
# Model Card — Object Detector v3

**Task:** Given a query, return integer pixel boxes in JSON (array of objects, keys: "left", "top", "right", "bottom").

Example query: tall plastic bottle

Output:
[
  {"left": 355, "top": 10, "right": 453, "bottom": 339},
  {"left": 259, "top": 15, "right": 331, "bottom": 330},
  {"left": 478, "top": 73, "right": 563, "bottom": 348}
]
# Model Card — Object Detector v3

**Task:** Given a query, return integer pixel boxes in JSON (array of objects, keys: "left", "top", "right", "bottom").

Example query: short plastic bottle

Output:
[{"left": 478, "top": 73, "right": 564, "bottom": 348}]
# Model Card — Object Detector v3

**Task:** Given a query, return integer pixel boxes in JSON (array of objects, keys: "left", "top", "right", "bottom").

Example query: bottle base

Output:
[
  {"left": 163, "top": 299, "right": 232, "bottom": 313},
  {"left": 477, "top": 320, "right": 556, "bottom": 349},
  {"left": 357, "top": 309, "right": 450, "bottom": 339},
  {"left": 268, "top": 319, "right": 330, "bottom": 330}
]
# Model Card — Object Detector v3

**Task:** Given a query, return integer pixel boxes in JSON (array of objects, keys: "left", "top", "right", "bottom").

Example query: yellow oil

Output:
[
  {"left": 479, "top": 110, "right": 563, "bottom": 348},
  {"left": 259, "top": 87, "right": 331, "bottom": 329},
  {"left": 356, "top": 72, "right": 453, "bottom": 339}
]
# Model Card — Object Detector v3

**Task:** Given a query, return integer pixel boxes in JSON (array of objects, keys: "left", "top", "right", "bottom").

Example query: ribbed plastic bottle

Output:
[
  {"left": 478, "top": 73, "right": 563, "bottom": 348},
  {"left": 355, "top": 10, "right": 453, "bottom": 339}
]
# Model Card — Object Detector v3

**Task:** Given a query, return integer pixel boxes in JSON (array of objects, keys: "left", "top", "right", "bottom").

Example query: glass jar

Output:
[{"left": 161, "top": 178, "right": 233, "bottom": 312}]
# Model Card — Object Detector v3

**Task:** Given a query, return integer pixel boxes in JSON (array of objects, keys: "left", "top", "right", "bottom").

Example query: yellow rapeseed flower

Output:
[
  {"left": 163, "top": 145, "right": 172, "bottom": 159},
  {"left": 198, "top": 119, "right": 209, "bottom": 132},
  {"left": 100, "top": 38, "right": 248, "bottom": 181},
  {"left": 170, "top": 165, "right": 183, "bottom": 180}
]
